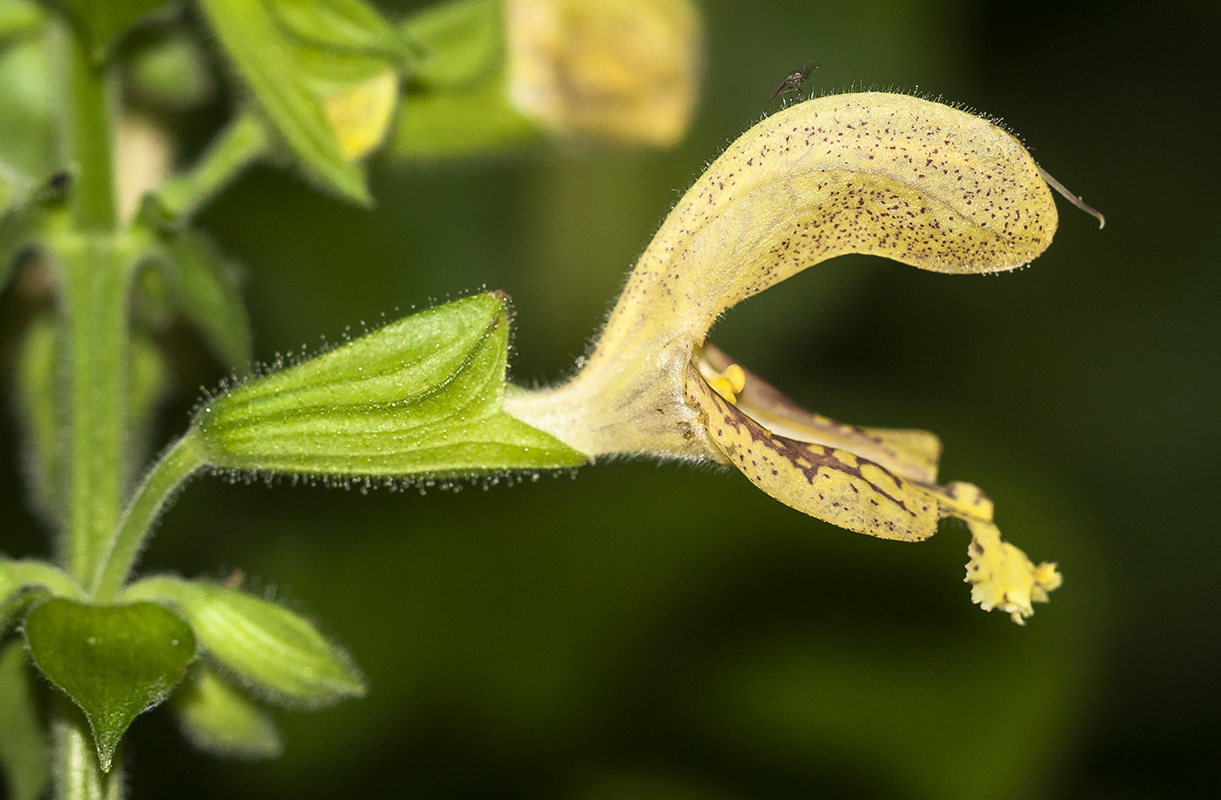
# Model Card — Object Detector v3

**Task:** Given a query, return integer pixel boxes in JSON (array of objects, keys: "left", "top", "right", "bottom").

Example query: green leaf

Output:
[
  {"left": 403, "top": 0, "right": 501, "bottom": 90},
  {"left": 0, "top": 34, "right": 55, "bottom": 183},
  {"left": 199, "top": 0, "right": 371, "bottom": 205},
  {"left": 23, "top": 599, "right": 196, "bottom": 770},
  {"left": 124, "top": 576, "right": 365, "bottom": 708},
  {"left": 191, "top": 292, "right": 588, "bottom": 476},
  {"left": 64, "top": 0, "right": 172, "bottom": 61},
  {"left": 0, "top": 640, "right": 50, "bottom": 800},
  {"left": 160, "top": 231, "right": 254, "bottom": 371},
  {"left": 269, "top": 0, "right": 412, "bottom": 62},
  {"left": 392, "top": 66, "right": 541, "bottom": 158},
  {"left": 13, "top": 315, "right": 60, "bottom": 521},
  {"left": 172, "top": 667, "right": 283, "bottom": 759}
]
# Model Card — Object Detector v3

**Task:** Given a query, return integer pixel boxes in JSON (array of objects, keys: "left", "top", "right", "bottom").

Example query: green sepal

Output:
[
  {"left": 191, "top": 292, "right": 588, "bottom": 477},
  {"left": 172, "top": 666, "right": 283, "bottom": 760},
  {"left": 0, "top": 639, "right": 50, "bottom": 800},
  {"left": 63, "top": 0, "right": 173, "bottom": 62},
  {"left": 199, "top": 0, "right": 371, "bottom": 206},
  {"left": 155, "top": 230, "right": 254, "bottom": 372},
  {"left": 393, "top": 66, "right": 542, "bottom": 159},
  {"left": 123, "top": 575, "right": 366, "bottom": 708},
  {"left": 403, "top": 0, "right": 501, "bottom": 90},
  {"left": 23, "top": 599, "right": 196, "bottom": 771},
  {"left": 0, "top": 0, "right": 43, "bottom": 43},
  {"left": 269, "top": 0, "right": 413, "bottom": 64},
  {"left": 125, "top": 31, "right": 215, "bottom": 109}
]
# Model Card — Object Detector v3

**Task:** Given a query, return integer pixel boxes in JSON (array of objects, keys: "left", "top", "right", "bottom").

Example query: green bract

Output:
[
  {"left": 23, "top": 599, "right": 196, "bottom": 770},
  {"left": 191, "top": 292, "right": 589, "bottom": 477},
  {"left": 124, "top": 576, "right": 364, "bottom": 707},
  {"left": 172, "top": 667, "right": 283, "bottom": 760}
]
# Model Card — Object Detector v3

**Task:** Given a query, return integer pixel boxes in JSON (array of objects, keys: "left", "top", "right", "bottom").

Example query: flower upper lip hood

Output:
[
  {"left": 505, "top": 92, "right": 1057, "bottom": 460},
  {"left": 505, "top": 91, "right": 1069, "bottom": 623}
]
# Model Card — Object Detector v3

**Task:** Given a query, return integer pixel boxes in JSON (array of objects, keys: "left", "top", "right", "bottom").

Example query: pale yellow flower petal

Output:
[
  {"left": 507, "top": 0, "right": 701, "bottom": 145},
  {"left": 324, "top": 69, "right": 399, "bottom": 160}
]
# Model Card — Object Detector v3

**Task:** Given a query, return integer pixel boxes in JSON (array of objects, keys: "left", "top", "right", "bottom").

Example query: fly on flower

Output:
[
  {"left": 766, "top": 61, "right": 817, "bottom": 103},
  {"left": 505, "top": 91, "right": 1100, "bottom": 623}
]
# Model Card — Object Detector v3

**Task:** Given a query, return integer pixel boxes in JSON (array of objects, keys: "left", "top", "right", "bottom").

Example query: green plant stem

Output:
[
  {"left": 64, "top": 26, "right": 116, "bottom": 231},
  {"left": 155, "top": 110, "right": 269, "bottom": 220},
  {"left": 52, "top": 21, "right": 128, "bottom": 795},
  {"left": 91, "top": 430, "right": 207, "bottom": 602},
  {"left": 52, "top": 708, "right": 121, "bottom": 800},
  {"left": 57, "top": 237, "right": 130, "bottom": 590}
]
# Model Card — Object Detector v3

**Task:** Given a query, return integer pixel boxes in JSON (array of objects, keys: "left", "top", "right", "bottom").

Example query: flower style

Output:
[{"left": 504, "top": 91, "right": 1066, "bottom": 623}]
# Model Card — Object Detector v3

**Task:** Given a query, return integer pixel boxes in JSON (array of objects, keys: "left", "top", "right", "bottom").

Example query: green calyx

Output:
[{"left": 191, "top": 292, "right": 589, "bottom": 479}]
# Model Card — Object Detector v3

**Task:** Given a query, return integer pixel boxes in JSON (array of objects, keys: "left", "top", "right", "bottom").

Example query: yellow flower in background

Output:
[
  {"left": 323, "top": 70, "right": 400, "bottom": 161},
  {"left": 506, "top": 0, "right": 701, "bottom": 145},
  {"left": 506, "top": 92, "right": 1072, "bottom": 623}
]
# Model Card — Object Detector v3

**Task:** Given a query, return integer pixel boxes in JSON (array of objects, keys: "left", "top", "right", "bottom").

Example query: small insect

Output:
[{"left": 767, "top": 62, "right": 818, "bottom": 103}]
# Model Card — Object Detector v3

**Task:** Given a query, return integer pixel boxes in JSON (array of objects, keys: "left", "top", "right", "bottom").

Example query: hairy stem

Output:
[{"left": 91, "top": 430, "right": 207, "bottom": 602}]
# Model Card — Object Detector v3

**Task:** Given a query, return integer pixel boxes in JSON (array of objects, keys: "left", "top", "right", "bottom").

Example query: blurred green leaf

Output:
[
  {"left": 64, "top": 0, "right": 171, "bottom": 60},
  {"left": 0, "top": 0, "right": 43, "bottom": 42},
  {"left": 270, "top": 0, "right": 412, "bottom": 63},
  {"left": 393, "top": 66, "right": 541, "bottom": 158},
  {"left": 0, "top": 640, "right": 50, "bottom": 800},
  {"left": 160, "top": 230, "right": 254, "bottom": 371},
  {"left": 403, "top": 0, "right": 501, "bottom": 89},
  {"left": 173, "top": 667, "right": 283, "bottom": 760},
  {"left": 128, "top": 332, "right": 171, "bottom": 450},
  {"left": 199, "top": 0, "right": 371, "bottom": 205},
  {"left": 124, "top": 576, "right": 366, "bottom": 708},
  {"left": 13, "top": 316, "right": 60, "bottom": 522},
  {"left": 0, "top": 35, "right": 55, "bottom": 181},
  {"left": 125, "top": 31, "right": 215, "bottom": 109},
  {"left": 23, "top": 599, "right": 196, "bottom": 771},
  {"left": 192, "top": 292, "right": 587, "bottom": 476}
]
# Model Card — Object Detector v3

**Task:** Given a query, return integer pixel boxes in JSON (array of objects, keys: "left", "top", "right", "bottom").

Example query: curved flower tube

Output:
[{"left": 505, "top": 92, "right": 1069, "bottom": 623}]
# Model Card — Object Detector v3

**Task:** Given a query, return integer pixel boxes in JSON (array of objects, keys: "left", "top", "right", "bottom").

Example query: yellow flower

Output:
[
  {"left": 506, "top": 0, "right": 701, "bottom": 145},
  {"left": 505, "top": 91, "right": 1069, "bottom": 622}
]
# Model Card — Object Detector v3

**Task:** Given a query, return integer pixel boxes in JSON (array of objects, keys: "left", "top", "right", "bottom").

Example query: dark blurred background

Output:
[{"left": 4, "top": 0, "right": 1219, "bottom": 798}]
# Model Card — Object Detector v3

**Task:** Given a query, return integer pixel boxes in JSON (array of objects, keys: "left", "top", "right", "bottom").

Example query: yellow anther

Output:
[{"left": 707, "top": 363, "right": 746, "bottom": 404}]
